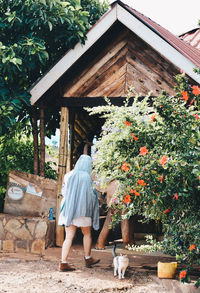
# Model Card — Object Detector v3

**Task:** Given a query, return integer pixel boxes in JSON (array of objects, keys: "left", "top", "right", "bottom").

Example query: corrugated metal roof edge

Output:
[{"left": 179, "top": 27, "right": 200, "bottom": 37}]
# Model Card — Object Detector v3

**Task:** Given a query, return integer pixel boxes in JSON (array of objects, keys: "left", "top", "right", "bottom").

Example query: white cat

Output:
[{"left": 112, "top": 243, "right": 129, "bottom": 279}]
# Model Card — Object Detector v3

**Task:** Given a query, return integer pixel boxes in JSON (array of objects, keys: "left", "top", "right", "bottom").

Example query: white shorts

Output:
[{"left": 71, "top": 217, "right": 92, "bottom": 227}]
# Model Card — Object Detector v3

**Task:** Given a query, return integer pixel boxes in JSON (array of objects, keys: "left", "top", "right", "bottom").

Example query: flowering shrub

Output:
[
  {"left": 127, "top": 234, "right": 163, "bottom": 253},
  {"left": 87, "top": 75, "right": 200, "bottom": 287}
]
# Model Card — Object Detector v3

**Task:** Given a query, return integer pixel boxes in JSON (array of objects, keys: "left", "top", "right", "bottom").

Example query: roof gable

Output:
[
  {"left": 30, "top": 0, "right": 200, "bottom": 105},
  {"left": 63, "top": 25, "right": 179, "bottom": 98}
]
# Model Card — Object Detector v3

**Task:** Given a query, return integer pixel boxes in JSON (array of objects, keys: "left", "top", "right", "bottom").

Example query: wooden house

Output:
[{"left": 30, "top": 0, "right": 200, "bottom": 245}]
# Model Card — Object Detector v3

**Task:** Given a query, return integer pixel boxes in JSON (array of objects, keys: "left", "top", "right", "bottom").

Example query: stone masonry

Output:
[{"left": 0, "top": 213, "right": 55, "bottom": 254}]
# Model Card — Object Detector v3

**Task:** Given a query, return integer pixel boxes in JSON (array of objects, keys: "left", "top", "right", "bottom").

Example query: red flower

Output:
[
  {"left": 124, "top": 121, "right": 131, "bottom": 126},
  {"left": 180, "top": 91, "right": 189, "bottom": 102},
  {"left": 133, "top": 189, "right": 140, "bottom": 197},
  {"left": 158, "top": 174, "right": 164, "bottom": 183},
  {"left": 151, "top": 114, "right": 157, "bottom": 122},
  {"left": 189, "top": 244, "right": 196, "bottom": 251},
  {"left": 124, "top": 194, "right": 131, "bottom": 204},
  {"left": 140, "top": 146, "right": 148, "bottom": 156},
  {"left": 192, "top": 85, "right": 200, "bottom": 96},
  {"left": 189, "top": 99, "right": 194, "bottom": 106},
  {"left": 131, "top": 133, "right": 138, "bottom": 141},
  {"left": 153, "top": 200, "right": 156, "bottom": 204},
  {"left": 192, "top": 114, "right": 199, "bottom": 120},
  {"left": 164, "top": 207, "right": 171, "bottom": 214},
  {"left": 172, "top": 193, "right": 178, "bottom": 200},
  {"left": 138, "top": 179, "right": 146, "bottom": 186},
  {"left": 179, "top": 270, "right": 187, "bottom": 279},
  {"left": 159, "top": 156, "right": 168, "bottom": 166},
  {"left": 121, "top": 162, "right": 130, "bottom": 172}
]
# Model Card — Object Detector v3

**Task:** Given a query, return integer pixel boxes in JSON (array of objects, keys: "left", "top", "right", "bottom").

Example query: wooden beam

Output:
[
  {"left": 56, "top": 107, "right": 69, "bottom": 247},
  {"left": 56, "top": 97, "right": 129, "bottom": 107},
  {"left": 74, "top": 121, "right": 87, "bottom": 140},
  {"left": 75, "top": 119, "right": 88, "bottom": 138},
  {"left": 67, "top": 109, "right": 75, "bottom": 171}
]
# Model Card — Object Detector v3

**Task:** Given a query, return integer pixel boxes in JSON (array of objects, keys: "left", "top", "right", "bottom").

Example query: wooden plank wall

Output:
[{"left": 63, "top": 27, "right": 179, "bottom": 98}]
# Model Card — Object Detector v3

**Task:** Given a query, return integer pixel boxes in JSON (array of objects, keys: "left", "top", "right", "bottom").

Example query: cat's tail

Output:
[{"left": 112, "top": 242, "right": 117, "bottom": 258}]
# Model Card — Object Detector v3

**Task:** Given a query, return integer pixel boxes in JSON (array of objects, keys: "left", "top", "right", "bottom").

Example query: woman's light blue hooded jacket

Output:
[{"left": 58, "top": 155, "right": 99, "bottom": 230}]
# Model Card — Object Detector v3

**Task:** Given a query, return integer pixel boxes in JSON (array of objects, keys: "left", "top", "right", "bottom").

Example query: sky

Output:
[{"left": 110, "top": 0, "right": 200, "bottom": 35}]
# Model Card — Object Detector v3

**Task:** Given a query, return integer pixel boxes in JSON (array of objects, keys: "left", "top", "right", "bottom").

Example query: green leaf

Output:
[
  {"left": 48, "top": 21, "right": 53, "bottom": 31},
  {"left": 40, "top": 0, "right": 46, "bottom": 5},
  {"left": 78, "top": 31, "right": 84, "bottom": 37},
  {"left": 15, "top": 58, "right": 22, "bottom": 65}
]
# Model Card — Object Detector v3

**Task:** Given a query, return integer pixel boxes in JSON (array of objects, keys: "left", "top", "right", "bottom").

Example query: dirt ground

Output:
[{"left": 0, "top": 244, "right": 199, "bottom": 293}]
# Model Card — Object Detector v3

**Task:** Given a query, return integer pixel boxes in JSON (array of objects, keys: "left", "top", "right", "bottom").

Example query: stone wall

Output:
[{"left": 0, "top": 213, "right": 55, "bottom": 254}]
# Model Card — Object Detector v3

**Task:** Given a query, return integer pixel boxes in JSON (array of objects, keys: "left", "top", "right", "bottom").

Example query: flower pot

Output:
[{"left": 157, "top": 261, "right": 177, "bottom": 279}]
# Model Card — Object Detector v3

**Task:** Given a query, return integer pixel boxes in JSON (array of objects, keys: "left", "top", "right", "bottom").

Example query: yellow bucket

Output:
[{"left": 157, "top": 262, "right": 177, "bottom": 279}]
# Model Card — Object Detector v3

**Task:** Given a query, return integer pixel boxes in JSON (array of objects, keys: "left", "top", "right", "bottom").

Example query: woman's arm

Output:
[{"left": 83, "top": 140, "right": 93, "bottom": 155}]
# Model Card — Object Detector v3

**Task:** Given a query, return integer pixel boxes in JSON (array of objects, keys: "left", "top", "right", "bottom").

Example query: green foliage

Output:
[
  {"left": 0, "top": 0, "right": 108, "bottom": 210},
  {"left": 87, "top": 76, "right": 200, "bottom": 287},
  {"left": 127, "top": 235, "right": 163, "bottom": 253},
  {"left": 81, "top": 0, "right": 109, "bottom": 26},
  {"left": 0, "top": 0, "right": 109, "bottom": 136}
]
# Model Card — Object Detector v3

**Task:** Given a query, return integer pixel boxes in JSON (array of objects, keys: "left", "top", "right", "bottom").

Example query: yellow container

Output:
[{"left": 157, "top": 262, "right": 177, "bottom": 279}]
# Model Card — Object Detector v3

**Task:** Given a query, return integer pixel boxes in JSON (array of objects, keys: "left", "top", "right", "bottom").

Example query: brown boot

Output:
[
  {"left": 59, "top": 262, "right": 75, "bottom": 272},
  {"left": 84, "top": 257, "right": 100, "bottom": 268}
]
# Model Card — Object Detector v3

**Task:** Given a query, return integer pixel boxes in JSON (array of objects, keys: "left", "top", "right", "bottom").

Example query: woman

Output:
[{"left": 58, "top": 154, "right": 100, "bottom": 271}]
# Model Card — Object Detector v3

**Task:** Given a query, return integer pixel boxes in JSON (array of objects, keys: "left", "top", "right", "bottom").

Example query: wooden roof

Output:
[
  {"left": 62, "top": 25, "right": 180, "bottom": 98},
  {"left": 30, "top": 0, "right": 200, "bottom": 106}
]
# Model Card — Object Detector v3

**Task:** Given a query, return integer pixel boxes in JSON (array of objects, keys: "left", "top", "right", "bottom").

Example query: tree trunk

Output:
[
  {"left": 129, "top": 216, "right": 135, "bottom": 245},
  {"left": 120, "top": 217, "right": 135, "bottom": 247},
  {"left": 31, "top": 107, "right": 39, "bottom": 175},
  {"left": 40, "top": 107, "right": 45, "bottom": 177},
  {"left": 56, "top": 107, "right": 69, "bottom": 247},
  {"left": 95, "top": 208, "right": 112, "bottom": 249},
  {"left": 121, "top": 219, "right": 130, "bottom": 247}
]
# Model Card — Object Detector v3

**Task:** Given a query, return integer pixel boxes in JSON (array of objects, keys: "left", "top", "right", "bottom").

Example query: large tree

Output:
[{"left": 0, "top": 0, "right": 108, "bottom": 135}]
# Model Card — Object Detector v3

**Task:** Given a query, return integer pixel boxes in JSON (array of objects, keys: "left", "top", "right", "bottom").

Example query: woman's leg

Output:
[
  {"left": 81, "top": 226, "right": 92, "bottom": 257},
  {"left": 81, "top": 226, "right": 100, "bottom": 267},
  {"left": 61, "top": 225, "right": 77, "bottom": 262}
]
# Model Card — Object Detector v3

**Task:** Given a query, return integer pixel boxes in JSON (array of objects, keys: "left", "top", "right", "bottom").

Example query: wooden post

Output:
[
  {"left": 31, "top": 106, "right": 39, "bottom": 175},
  {"left": 56, "top": 107, "right": 69, "bottom": 247},
  {"left": 67, "top": 109, "right": 75, "bottom": 172}
]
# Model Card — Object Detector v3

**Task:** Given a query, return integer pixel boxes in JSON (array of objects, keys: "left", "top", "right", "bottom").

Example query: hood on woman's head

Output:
[{"left": 74, "top": 155, "right": 92, "bottom": 174}]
